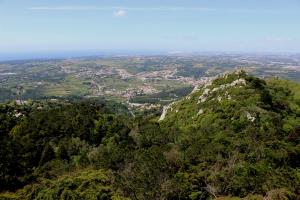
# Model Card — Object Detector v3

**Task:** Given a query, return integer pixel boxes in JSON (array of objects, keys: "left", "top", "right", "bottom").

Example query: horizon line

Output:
[{"left": 1, "top": 50, "right": 300, "bottom": 62}]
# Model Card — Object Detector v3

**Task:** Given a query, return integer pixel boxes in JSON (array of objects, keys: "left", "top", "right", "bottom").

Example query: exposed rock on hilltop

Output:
[
  {"left": 160, "top": 71, "right": 294, "bottom": 130},
  {"left": 159, "top": 71, "right": 300, "bottom": 198}
]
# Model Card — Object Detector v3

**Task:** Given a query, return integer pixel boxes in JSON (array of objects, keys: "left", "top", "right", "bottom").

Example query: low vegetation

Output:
[{"left": 0, "top": 72, "right": 299, "bottom": 199}]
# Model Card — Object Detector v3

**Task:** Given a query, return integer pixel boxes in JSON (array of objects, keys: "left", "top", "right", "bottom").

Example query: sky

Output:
[{"left": 0, "top": 0, "right": 300, "bottom": 59}]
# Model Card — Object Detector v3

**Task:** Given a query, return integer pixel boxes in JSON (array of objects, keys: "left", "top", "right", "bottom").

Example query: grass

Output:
[{"left": 44, "top": 75, "right": 90, "bottom": 97}]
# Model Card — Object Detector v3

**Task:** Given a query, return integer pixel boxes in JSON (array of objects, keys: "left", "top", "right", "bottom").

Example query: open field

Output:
[{"left": 1, "top": 54, "right": 300, "bottom": 104}]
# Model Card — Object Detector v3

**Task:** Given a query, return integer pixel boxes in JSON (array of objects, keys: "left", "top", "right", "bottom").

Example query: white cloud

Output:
[
  {"left": 28, "top": 6, "right": 215, "bottom": 12},
  {"left": 28, "top": 6, "right": 288, "bottom": 15},
  {"left": 29, "top": 6, "right": 112, "bottom": 11},
  {"left": 113, "top": 9, "right": 126, "bottom": 17}
]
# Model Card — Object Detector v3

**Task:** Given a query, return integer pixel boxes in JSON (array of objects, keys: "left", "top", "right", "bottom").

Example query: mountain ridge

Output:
[
  {"left": 158, "top": 71, "right": 300, "bottom": 198},
  {"left": 0, "top": 71, "right": 299, "bottom": 199}
]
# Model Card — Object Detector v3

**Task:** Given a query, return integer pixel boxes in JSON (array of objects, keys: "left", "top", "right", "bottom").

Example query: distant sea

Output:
[{"left": 0, "top": 50, "right": 166, "bottom": 62}]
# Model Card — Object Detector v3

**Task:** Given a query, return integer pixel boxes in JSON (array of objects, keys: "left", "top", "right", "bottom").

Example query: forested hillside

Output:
[{"left": 0, "top": 72, "right": 299, "bottom": 200}]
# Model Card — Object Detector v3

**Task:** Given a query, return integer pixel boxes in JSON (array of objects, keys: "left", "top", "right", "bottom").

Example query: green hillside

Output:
[
  {"left": 160, "top": 71, "right": 300, "bottom": 198},
  {"left": 0, "top": 72, "right": 299, "bottom": 199}
]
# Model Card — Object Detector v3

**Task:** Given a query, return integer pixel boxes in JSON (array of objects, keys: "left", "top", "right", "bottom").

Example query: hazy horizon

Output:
[{"left": 1, "top": 49, "right": 300, "bottom": 62}]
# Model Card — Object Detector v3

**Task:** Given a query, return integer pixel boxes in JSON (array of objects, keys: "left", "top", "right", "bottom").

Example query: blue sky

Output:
[{"left": 0, "top": 0, "right": 300, "bottom": 57}]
